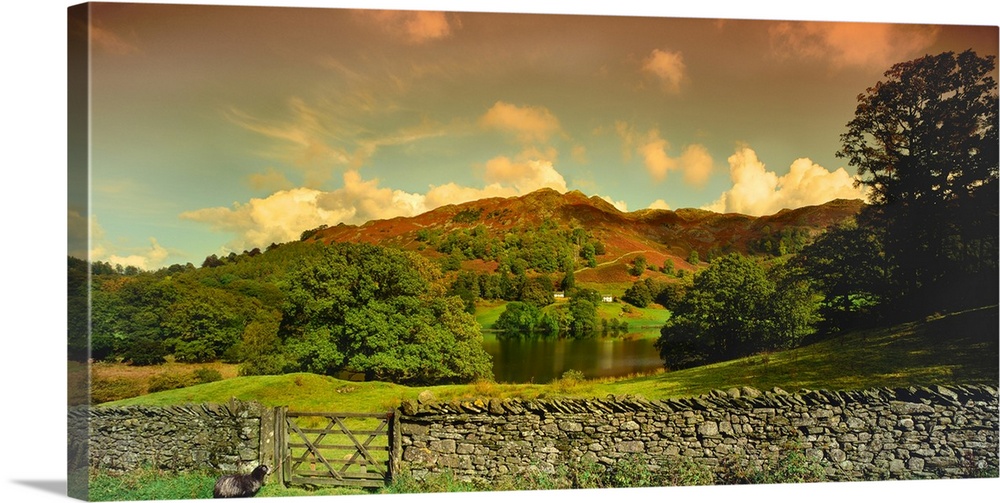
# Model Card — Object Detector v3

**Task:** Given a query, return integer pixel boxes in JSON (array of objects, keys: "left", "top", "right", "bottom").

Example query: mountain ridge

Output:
[{"left": 306, "top": 188, "right": 864, "bottom": 278}]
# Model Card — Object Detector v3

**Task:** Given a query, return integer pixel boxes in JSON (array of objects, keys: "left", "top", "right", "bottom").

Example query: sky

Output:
[{"left": 69, "top": 1, "right": 998, "bottom": 270}]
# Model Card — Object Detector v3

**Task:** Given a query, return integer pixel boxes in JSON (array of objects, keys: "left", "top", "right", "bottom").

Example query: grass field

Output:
[{"left": 100, "top": 306, "right": 998, "bottom": 412}]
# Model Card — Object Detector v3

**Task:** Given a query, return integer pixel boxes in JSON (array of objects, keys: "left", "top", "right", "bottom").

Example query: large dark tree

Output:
[{"left": 838, "top": 50, "right": 998, "bottom": 315}]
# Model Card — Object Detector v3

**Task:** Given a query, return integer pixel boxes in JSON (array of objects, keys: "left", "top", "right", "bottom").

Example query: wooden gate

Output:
[{"left": 275, "top": 409, "right": 397, "bottom": 489}]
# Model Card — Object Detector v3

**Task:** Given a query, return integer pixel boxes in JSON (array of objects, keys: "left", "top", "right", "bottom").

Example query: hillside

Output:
[{"left": 305, "top": 188, "right": 864, "bottom": 280}]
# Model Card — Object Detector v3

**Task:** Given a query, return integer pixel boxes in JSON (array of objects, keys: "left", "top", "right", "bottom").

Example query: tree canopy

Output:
[
  {"left": 273, "top": 243, "right": 492, "bottom": 384},
  {"left": 656, "top": 254, "right": 816, "bottom": 369},
  {"left": 838, "top": 49, "right": 998, "bottom": 315}
]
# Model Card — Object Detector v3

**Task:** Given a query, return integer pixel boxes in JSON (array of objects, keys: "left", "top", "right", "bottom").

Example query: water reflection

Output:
[{"left": 482, "top": 329, "right": 664, "bottom": 383}]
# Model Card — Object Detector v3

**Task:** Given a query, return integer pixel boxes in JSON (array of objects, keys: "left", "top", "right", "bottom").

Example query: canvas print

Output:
[{"left": 67, "top": 2, "right": 999, "bottom": 501}]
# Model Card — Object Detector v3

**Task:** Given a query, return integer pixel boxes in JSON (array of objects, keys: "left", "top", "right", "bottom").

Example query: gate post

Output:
[
  {"left": 274, "top": 406, "right": 289, "bottom": 486},
  {"left": 388, "top": 409, "right": 401, "bottom": 482}
]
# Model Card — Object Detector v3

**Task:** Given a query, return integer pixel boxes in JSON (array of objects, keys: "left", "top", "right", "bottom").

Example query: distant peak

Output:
[{"left": 522, "top": 187, "right": 563, "bottom": 197}]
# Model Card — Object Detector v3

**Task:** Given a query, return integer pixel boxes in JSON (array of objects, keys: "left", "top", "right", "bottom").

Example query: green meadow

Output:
[{"left": 103, "top": 306, "right": 997, "bottom": 412}]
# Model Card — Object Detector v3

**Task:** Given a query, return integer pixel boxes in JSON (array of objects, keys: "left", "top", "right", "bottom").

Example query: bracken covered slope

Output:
[{"left": 306, "top": 188, "right": 864, "bottom": 276}]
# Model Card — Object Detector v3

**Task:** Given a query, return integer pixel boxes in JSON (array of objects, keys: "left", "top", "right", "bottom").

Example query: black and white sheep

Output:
[{"left": 213, "top": 465, "right": 269, "bottom": 498}]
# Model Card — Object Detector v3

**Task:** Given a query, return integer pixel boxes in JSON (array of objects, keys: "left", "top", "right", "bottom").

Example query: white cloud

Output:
[
  {"left": 424, "top": 182, "right": 517, "bottom": 209},
  {"left": 103, "top": 238, "right": 170, "bottom": 271},
  {"left": 648, "top": 199, "right": 671, "bottom": 210},
  {"left": 598, "top": 195, "right": 628, "bottom": 212},
  {"left": 182, "top": 159, "right": 573, "bottom": 251},
  {"left": 614, "top": 120, "right": 638, "bottom": 162},
  {"left": 484, "top": 157, "right": 568, "bottom": 194},
  {"left": 315, "top": 171, "right": 429, "bottom": 223},
  {"left": 82, "top": 215, "right": 174, "bottom": 270},
  {"left": 423, "top": 156, "right": 569, "bottom": 208},
  {"left": 180, "top": 173, "right": 431, "bottom": 252},
  {"left": 642, "top": 49, "right": 686, "bottom": 93},
  {"left": 705, "top": 146, "right": 868, "bottom": 216}
]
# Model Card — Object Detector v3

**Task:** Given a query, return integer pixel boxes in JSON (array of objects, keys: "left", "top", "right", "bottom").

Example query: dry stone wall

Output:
[
  {"left": 74, "top": 399, "right": 271, "bottom": 474},
  {"left": 396, "top": 384, "right": 999, "bottom": 482}
]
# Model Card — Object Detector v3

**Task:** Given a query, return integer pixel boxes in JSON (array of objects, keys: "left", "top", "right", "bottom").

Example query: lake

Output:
[{"left": 481, "top": 328, "right": 664, "bottom": 383}]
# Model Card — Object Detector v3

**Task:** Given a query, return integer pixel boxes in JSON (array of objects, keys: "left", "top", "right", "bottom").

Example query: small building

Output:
[
  {"left": 601, "top": 294, "right": 614, "bottom": 303},
  {"left": 553, "top": 291, "right": 566, "bottom": 299}
]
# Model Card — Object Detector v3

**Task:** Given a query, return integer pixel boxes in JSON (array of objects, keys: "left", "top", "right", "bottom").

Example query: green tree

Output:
[
  {"left": 572, "top": 288, "right": 601, "bottom": 304},
  {"left": 688, "top": 250, "right": 700, "bottom": 265},
  {"left": 494, "top": 301, "right": 543, "bottom": 334},
  {"left": 768, "top": 260, "right": 821, "bottom": 346},
  {"left": 654, "top": 280, "right": 688, "bottom": 311},
  {"left": 580, "top": 243, "right": 597, "bottom": 268},
  {"left": 560, "top": 255, "right": 576, "bottom": 291},
  {"left": 89, "top": 274, "right": 178, "bottom": 362},
  {"left": 122, "top": 337, "right": 168, "bottom": 366},
  {"left": 629, "top": 255, "right": 648, "bottom": 276},
  {"left": 568, "top": 297, "right": 598, "bottom": 337},
  {"left": 238, "top": 311, "right": 285, "bottom": 376},
  {"left": 520, "top": 275, "right": 555, "bottom": 307},
  {"left": 838, "top": 50, "right": 998, "bottom": 315},
  {"left": 661, "top": 259, "right": 675, "bottom": 276},
  {"left": 162, "top": 288, "right": 251, "bottom": 363},
  {"left": 656, "top": 254, "right": 815, "bottom": 368},
  {"left": 796, "top": 220, "right": 888, "bottom": 330},
  {"left": 279, "top": 243, "right": 492, "bottom": 384},
  {"left": 622, "top": 279, "right": 653, "bottom": 308},
  {"left": 448, "top": 271, "right": 481, "bottom": 314},
  {"left": 67, "top": 257, "right": 90, "bottom": 362}
]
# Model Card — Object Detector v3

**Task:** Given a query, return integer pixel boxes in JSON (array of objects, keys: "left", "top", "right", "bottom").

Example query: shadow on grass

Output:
[{"left": 648, "top": 306, "right": 998, "bottom": 396}]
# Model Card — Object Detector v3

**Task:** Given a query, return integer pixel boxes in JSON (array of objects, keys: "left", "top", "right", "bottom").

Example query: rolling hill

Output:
[{"left": 304, "top": 188, "right": 864, "bottom": 281}]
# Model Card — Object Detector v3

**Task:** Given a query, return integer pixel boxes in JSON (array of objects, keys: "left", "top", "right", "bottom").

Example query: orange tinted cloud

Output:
[
  {"left": 639, "top": 132, "right": 676, "bottom": 181},
  {"left": 642, "top": 49, "right": 686, "bottom": 93},
  {"left": 637, "top": 129, "right": 714, "bottom": 186},
  {"left": 769, "top": 22, "right": 939, "bottom": 69},
  {"left": 363, "top": 10, "right": 455, "bottom": 44},
  {"left": 479, "top": 102, "right": 563, "bottom": 144}
]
